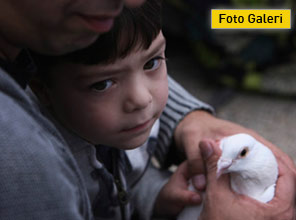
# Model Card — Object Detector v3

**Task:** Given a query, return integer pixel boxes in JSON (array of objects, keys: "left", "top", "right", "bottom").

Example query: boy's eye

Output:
[
  {"left": 91, "top": 80, "right": 113, "bottom": 92},
  {"left": 144, "top": 56, "right": 165, "bottom": 70}
]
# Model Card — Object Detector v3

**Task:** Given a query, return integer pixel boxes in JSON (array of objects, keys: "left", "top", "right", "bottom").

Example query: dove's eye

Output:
[{"left": 239, "top": 147, "right": 249, "bottom": 158}]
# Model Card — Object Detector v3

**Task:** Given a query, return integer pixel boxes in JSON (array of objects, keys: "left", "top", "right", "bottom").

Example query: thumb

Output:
[
  {"left": 199, "top": 139, "right": 229, "bottom": 186},
  {"left": 199, "top": 139, "right": 219, "bottom": 175}
]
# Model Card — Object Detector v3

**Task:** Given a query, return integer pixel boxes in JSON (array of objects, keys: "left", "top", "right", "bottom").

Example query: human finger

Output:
[
  {"left": 265, "top": 158, "right": 296, "bottom": 220},
  {"left": 199, "top": 139, "right": 231, "bottom": 189},
  {"left": 172, "top": 162, "right": 204, "bottom": 204},
  {"left": 273, "top": 159, "right": 296, "bottom": 203},
  {"left": 170, "top": 187, "right": 202, "bottom": 206},
  {"left": 186, "top": 137, "right": 207, "bottom": 190},
  {"left": 191, "top": 174, "right": 206, "bottom": 191}
]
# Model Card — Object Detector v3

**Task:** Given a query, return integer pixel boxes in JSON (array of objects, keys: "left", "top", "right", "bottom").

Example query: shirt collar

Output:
[{"left": 0, "top": 49, "right": 37, "bottom": 89}]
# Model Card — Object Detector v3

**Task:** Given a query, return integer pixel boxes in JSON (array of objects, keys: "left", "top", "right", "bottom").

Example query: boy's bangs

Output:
[{"left": 113, "top": 7, "right": 161, "bottom": 63}]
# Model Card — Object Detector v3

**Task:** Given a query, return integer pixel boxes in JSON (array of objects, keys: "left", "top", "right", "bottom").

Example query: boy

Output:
[
  {"left": 30, "top": 0, "right": 296, "bottom": 219},
  {"left": 30, "top": 1, "right": 211, "bottom": 219}
]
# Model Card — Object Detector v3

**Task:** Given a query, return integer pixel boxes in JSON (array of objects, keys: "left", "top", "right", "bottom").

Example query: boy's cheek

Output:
[{"left": 161, "top": 80, "right": 169, "bottom": 109}]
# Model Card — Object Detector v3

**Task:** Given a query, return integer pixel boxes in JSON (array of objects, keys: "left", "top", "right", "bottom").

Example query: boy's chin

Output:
[
  {"left": 93, "top": 131, "right": 152, "bottom": 150},
  {"left": 114, "top": 136, "right": 150, "bottom": 150},
  {"left": 120, "top": 139, "right": 148, "bottom": 150}
]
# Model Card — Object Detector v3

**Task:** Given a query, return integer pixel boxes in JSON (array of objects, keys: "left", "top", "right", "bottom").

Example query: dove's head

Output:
[{"left": 216, "top": 133, "right": 262, "bottom": 178}]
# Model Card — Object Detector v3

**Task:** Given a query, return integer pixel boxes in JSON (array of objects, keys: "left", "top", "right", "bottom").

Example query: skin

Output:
[
  {"left": 37, "top": 32, "right": 168, "bottom": 149},
  {"left": 0, "top": 0, "right": 144, "bottom": 60}
]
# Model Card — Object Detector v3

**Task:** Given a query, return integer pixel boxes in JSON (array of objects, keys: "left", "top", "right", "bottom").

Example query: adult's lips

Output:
[{"left": 79, "top": 14, "right": 116, "bottom": 33}]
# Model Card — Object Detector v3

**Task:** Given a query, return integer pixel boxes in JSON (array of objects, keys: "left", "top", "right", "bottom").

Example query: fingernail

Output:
[
  {"left": 200, "top": 142, "right": 213, "bottom": 159},
  {"left": 192, "top": 174, "right": 206, "bottom": 189},
  {"left": 191, "top": 194, "right": 201, "bottom": 203}
]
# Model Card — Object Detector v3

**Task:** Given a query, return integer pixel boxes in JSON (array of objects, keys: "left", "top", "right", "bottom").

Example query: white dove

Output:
[{"left": 177, "top": 133, "right": 278, "bottom": 220}]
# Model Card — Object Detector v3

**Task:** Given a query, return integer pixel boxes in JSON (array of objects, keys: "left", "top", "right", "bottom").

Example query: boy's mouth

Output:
[{"left": 121, "top": 119, "right": 152, "bottom": 133}]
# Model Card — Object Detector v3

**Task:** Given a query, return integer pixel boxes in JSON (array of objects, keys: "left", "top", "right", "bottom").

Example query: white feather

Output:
[{"left": 177, "top": 133, "right": 278, "bottom": 220}]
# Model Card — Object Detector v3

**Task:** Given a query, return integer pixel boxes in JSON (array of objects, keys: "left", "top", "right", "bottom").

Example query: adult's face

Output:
[{"left": 0, "top": 0, "right": 144, "bottom": 55}]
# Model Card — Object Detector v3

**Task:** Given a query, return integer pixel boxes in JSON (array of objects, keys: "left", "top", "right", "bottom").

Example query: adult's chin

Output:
[{"left": 35, "top": 33, "right": 99, "bottom": 56}]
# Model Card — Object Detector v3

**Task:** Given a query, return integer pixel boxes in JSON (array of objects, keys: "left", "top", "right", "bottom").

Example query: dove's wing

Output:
[{"left": 256, "top": 183, "right": 276, "bottom": 203}]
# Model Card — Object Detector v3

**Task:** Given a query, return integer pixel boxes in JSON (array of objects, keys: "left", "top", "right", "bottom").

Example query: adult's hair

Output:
[{"left": 33, "top": 0, "right": 162, "bottom": 77}]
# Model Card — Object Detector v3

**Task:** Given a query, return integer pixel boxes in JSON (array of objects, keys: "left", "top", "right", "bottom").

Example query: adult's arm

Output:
[
  {"left": 0, "top": 111, "right": 92, "bottom": 220},
  {"left": 0, "top": 70, "right": 92, "bottom": 219}
]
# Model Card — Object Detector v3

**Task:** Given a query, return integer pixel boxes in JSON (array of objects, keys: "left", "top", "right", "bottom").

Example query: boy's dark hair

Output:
[{"left": 33, "top": 0, "right": 162, "bottom": 76}]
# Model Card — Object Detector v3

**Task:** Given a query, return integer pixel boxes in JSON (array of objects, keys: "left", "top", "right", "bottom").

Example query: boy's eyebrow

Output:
[
  {"left": 144, "top": 37, "right": 166, "bottom": 59},
  {"left": 74, "top": 67, "right": 125, "bottom": 81}
]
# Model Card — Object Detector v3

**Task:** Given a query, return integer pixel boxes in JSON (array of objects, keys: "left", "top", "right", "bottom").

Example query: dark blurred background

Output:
[{"left": 162, "top": 0, "right": 296, "bottom": 162}]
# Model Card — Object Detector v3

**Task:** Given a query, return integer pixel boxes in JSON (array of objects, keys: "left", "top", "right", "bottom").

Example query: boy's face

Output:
[{"left": 43, "top": 32, "right": 168, "bottom": 149}]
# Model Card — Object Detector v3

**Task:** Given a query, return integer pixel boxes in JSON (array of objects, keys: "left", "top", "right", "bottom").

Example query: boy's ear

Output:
[{"left": 29, "top": 78, "right": 52, "bottom": 107}]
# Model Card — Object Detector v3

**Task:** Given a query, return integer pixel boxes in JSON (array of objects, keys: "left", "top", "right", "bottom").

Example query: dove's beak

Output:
[{"left": 216, "top": 158, "right": 233, "bottom": 179}]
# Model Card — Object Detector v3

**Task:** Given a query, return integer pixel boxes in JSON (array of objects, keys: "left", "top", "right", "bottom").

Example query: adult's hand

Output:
[
  {"left": 154, "top": 161, "right": 202, "bottom": 218},
  {"left": 199, "top": 140, "right": 296, "bottom": 220},
  {"left": 173, "top": 110, "right": 296, "bottom": 190}
]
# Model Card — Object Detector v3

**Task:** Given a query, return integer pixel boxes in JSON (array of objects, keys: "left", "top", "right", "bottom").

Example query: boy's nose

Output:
[{"left": 123, "top": 85, "right": 152, "bottom": 113}]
